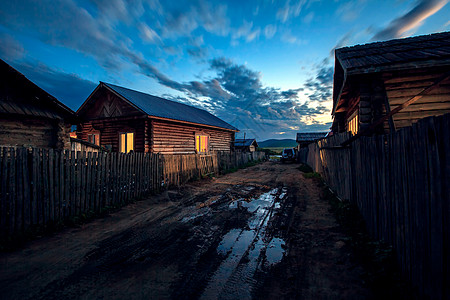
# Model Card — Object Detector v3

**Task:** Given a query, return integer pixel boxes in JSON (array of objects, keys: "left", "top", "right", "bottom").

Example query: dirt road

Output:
[{"left": 0, "top": 162, "right": 373, "bottom": 299}]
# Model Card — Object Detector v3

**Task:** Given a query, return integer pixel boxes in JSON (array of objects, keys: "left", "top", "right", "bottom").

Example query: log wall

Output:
[
  {"left": 151, "top": 119, "right": 234, "bottom": 154},
  {"left": 0, "top": 115, "right": 70, "bottom": 150}
]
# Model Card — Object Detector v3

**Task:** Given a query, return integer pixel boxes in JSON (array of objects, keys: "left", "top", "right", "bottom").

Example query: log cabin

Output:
[
  {"left": 234, "top": 139, "right": 258, "bottom": 152},
  {"left": 332, "top": 31, "right": 450, "bottom": 135},
  {"left": 0, "top": 59, "right": 75, "bottom": 149},
  {"left": 76, "top": 82, "right": 238, "bottom": 154}
]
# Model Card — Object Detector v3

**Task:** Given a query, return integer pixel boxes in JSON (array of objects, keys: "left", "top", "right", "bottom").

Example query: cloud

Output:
[
  {"left": 302, "top": 12, "right": 314, "bottom": 23},
  {"left": 276, "top": 0, "right": 308, "bottom": 23},
  {"left": 160, "top": 57, "right": 332, "bottom": 139},
  {"left": 371, "top": 0, "right": 448, "bottom": 41},
  {"left": 139, "top": 23, "right": 162, "bottom": 44},
  {"left": 7, "top": 59, "right": 97, "bottom": 110},
  {"left": 232, "top": 21, "right": 261, "bottom": 42},
  {"left": 336, "top": 0, "right": 367, "bottom": 22},
  {"left": 281, "top": 31, "right": 307, "bottom": 45},
  {"left": 264, "top": 25, "right": 277, "bottom": 39},
  {"left": 0, "top": 33, "right": 25, "bottom": 60}
]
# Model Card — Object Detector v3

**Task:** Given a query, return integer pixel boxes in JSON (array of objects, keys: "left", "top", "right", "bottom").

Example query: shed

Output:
[
  {"left": 296, "top": 132, "right": 328, "bottom": 149},
  {"left": 76, "top": 82, "right": 238, "bottom": 154},
  {"left": 0, "top": 59, "right": 76, "bottom": 149},
  {"left": 332, "top": 31, "right": 450, "bottom": 135},
  {"left": 234, "top": 139, "right": 258, "bottom": 152}
]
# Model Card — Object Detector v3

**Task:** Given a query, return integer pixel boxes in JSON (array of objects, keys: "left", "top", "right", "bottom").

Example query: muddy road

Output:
[{"left": 0, "top": 162, "right": 373, "bottom": 299}]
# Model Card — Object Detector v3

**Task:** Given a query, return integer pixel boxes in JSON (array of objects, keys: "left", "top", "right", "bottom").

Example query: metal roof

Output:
[
  {"left": 296, "top": 132, "right": 328, "bottom": 142},
  {"left": 335, "top": 31, "right": 450, "bottom": 74},
  {"left": 103, "top": 82, "right": 238, "bottom": 131},
  {"left": 0, "top": 59, "right": 76, "bottom": 120},
  {"left": 234, "top": 139, "right": 258, "bottom": 147}
]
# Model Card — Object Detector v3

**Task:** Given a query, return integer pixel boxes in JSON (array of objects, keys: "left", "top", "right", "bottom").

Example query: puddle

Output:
[
  {"left": 265, "top": 238, "right": 285, "bottom": 265},
  {"left": 200, "top": 187, "right": 287, "bottom": 300}
]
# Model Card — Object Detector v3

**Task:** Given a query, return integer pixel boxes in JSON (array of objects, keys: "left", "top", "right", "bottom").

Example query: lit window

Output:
[
  {"left": 348, "top": 110, "right": 358, "bottom": 135},
  {"left": 120, "top": 132, "right": 134, "bottom": 153},
  {"left": 196, "top": 135, "right": 209, "bottom": 153},
  {"left": 88, "top": 133, "right": 100, "bottom": 146}
]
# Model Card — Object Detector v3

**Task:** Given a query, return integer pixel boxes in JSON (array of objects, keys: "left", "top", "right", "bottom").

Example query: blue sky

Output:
[{"left": 0, "top": 0, "right": 449, "bottom": 140}]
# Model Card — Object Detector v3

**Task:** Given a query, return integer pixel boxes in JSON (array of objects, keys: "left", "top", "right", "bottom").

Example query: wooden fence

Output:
[
  {"left": 0, "top": 150, "right": 266, "bottom": 238},
  {"left": 299, "top": 113, "right": 450, "bottom": 299}
]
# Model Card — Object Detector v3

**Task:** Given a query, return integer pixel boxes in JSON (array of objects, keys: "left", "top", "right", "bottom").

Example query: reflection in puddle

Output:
[
  {"left": 265, "top": 238, "right": 285, "bottom": 265},
  {"left": 200, "top": 187, "right": 287, "bottom": 300}
]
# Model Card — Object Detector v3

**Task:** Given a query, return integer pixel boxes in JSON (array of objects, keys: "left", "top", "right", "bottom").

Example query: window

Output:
[
  {"left": 196, "top": 134, "right": 209, "bottom": 153},
  {"left": 119, "top": 132, "right": 134, "bottom": 153},
  {"left": 88, "top": 133, "right": 100, "bottom": 146},
  {"left": 348, "top": 110, "right": 359, "bottom": 135}
]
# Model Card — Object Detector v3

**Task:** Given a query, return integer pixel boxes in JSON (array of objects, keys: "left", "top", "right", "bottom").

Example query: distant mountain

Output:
[{"left": 258, "top": 139, "right": 297, "bottom": 148}]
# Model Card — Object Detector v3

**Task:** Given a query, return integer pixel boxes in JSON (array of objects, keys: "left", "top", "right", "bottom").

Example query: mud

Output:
[{"left": 0, "top": 162, "right": 373, "bottom": 299}]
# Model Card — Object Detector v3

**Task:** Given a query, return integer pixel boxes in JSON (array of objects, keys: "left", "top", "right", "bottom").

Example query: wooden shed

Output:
[
  {"left": 332, "top": 31, "right": 450, "bottom": 135},
  {"left": 234, "top": 139, "right": 258, "bottom": 152},
  {"left": 76, "top": 82, "right": 238, "bottom": 154},
  {"left": 0, "top": 59, "right": 75, "bottom": 149},
  {"left": 296, "top": 132, "right": 328, "bottom": 149}
]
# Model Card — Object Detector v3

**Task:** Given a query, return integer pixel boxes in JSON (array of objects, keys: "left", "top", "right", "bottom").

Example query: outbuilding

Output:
[
  {"left": 0, "top": 59, "right": 75, "bottom": 149},
  {"left": 76, "top": 82, "right": 238, "bottom": 154},
  {"left": 234, "top": 139, "right": 258, "bottom": 152}
]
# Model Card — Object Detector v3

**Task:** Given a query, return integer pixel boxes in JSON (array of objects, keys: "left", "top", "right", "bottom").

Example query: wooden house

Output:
[
  {"left": 234, "top": 139, "right": 258, "bottom": 152},
  {"left": 296, "top": 132, "right": 328, "bottom": 149},
  {"left": 332, "top": 31, "right": 450, "bottom": 135},
  {"left": 76, "top": 82, "right": 238, "bottom": 154},
  {"left": 0, "top": 59, "right": 75, "bottom": 149}
]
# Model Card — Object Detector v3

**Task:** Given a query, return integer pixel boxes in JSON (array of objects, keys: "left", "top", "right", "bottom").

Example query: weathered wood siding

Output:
[
  {"left": 0, "top": 149, "right": 266, "bottom": 237},
  {"left": 383, "top": 67, "right": 450, "bottom": 129},
  {"left": 77, "top": 118, "right": 147, "bottom": 153},
  {"left": 300, "top": 113, "right": 450, "bottom": 299},
  {"left": 0, "top": 115, "right": 70, "bottom": 149},
  {"left": 151, "top": 119, "right": 234, "bottom": 154}
]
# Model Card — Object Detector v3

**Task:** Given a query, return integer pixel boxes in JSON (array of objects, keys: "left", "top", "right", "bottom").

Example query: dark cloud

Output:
[
  {"left": 8, "top": 59, "right": 97, "bottom": 111},
  {"left": 371, "top": 0, "right": 448, "bottom": 41},
  {"left": 0, "top": 33, "right": 25, "bottom": 60},
  {"left": 162, "top": 57, "right": 332, "bottom": 139}
]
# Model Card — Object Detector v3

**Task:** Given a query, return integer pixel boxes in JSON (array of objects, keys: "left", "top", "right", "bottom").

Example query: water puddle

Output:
[
  {"left": 265, "top": 237, "right": 285, "bottom": 265},
  {"left": 200, "top": 187, "right": 287, "bottom": 300}
]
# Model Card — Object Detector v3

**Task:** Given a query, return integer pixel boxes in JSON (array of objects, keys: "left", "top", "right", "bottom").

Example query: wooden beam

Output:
[{"left": 341, "top": 70, "right": 450, "bottom": 147}]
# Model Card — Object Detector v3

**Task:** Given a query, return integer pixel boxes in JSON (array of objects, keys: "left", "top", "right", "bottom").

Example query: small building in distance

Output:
[
  {"left": 234, "top": 139, "right": 258, "bottom": 152},
  {"left": 0, "top": 59, "right": 76, "bottom": 149},
  {"left": 332, "top": 31, "right": 450, "bottom": 135},
  {"left": 296, "top": 132, "right": 328, "bottom": 149},
  {"left": 76, "top": 82, "right": 238, "bottom": 154}
]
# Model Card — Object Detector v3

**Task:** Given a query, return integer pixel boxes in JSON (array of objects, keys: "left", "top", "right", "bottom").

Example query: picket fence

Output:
[
  {"left": 0, "top": 150, "right": 266, "bottom": 238},
  {"left": 299, "top": 113, "right": 450, "bottom": 299}
]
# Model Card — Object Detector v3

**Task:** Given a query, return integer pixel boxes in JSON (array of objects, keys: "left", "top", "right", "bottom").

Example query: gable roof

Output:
[
  {"left": 333, "top": 31, "right": 450, "bottom": 114},
  {"left": 79, "top": 82, "right": 238, "bottom": 131},
  {"left": 296, "top": 132, "right": 328, "bottom": 142},
  {"left": 0, "top": 59, "right": 75, "bottom": 120},
  {"left": 234, "top": 139, "right": 258, "bottom": 148},
  {"left": 335, "top": 31, "right": 450, "bottom": 75}
]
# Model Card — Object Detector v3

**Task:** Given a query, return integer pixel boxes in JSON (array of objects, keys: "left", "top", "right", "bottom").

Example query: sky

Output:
[{"left": 0, "top": 0, "right": 449, "bottom": 140}]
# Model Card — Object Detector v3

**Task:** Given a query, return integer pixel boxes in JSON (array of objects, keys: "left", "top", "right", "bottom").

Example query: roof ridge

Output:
[
  {"left": 103, "top": 82, "right": 215, "bottom": 115},
  {"left": 336, "top": 31, "right": 450, "bottom": 53}
]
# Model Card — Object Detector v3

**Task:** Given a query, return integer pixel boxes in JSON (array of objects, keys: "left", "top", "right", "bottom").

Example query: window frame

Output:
[
  {"left": 347, "top": 109, "right": 359, "bottom": 135},
  {"left": 119, "top": 132, "right": 135, "bottom": 153},
  {"left": 195, "top": 133, "right": 209, "bottom": 154},
  {"left": 88, "top": 133, "right": 100, "bottom": 146}
]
